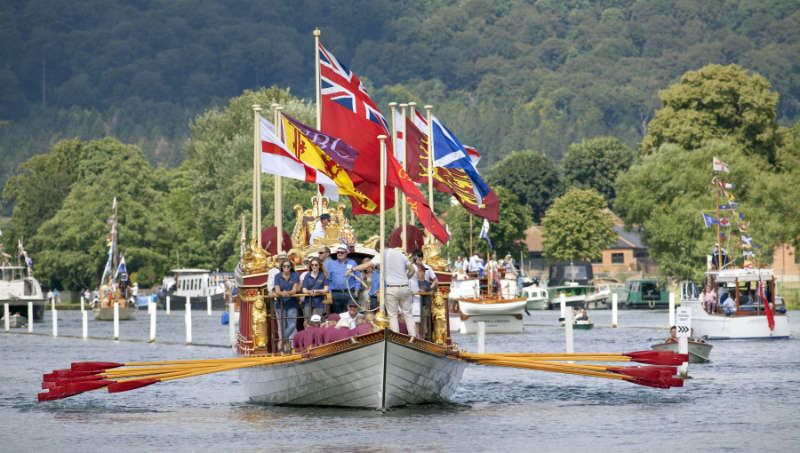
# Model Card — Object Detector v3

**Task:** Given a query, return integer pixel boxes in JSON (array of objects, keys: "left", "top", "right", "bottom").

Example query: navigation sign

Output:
[{"left": 676, "top": 307, "right": 691, "bottom": 338}]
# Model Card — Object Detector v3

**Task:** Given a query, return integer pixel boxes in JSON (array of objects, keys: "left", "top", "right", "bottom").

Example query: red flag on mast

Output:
[{"left": 759, "top": 281, "right": 775, "bottom": 331}]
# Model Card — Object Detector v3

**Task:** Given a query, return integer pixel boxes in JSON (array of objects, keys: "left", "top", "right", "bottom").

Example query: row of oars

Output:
[
  {"left": 39, "top": 355, "right": 302, "bottom": 402},
  {"left": 461, "top": 350, "right": 688, "bottom": 389}
]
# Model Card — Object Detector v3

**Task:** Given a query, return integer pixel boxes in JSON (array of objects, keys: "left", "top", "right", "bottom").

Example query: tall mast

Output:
[{"left": 714, "top": 177, "right": 722, "bottom": 269}]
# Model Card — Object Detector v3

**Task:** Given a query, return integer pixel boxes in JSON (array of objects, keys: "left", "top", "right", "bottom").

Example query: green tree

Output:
[
  {"left": 562, "top": 137, "right": 635, "bottom": 204},
  {"left": 541, "top": 188, "right": 616, "bottom": 262},
  {"left": 641, "top": 64, "right": 783, "bottom": 164},
  {"left": 615, "top": 139, "right": 800, "bottom": 281},
  {"left": 29, "top": 138, "right": 174, "bottom": 289},
  {"left": 1, "top": 138, "right": 87, "bottom": 250},
  {"left": 487, "top": 150, "right": 563, "bottom": 223},
  {"left": 443, "top": 186, "right": 532, "bottom": 259}
]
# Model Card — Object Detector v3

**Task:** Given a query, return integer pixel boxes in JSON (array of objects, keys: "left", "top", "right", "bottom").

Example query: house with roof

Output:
[{"left": 522, "top": 214, "right": 657, "bottom": 278}]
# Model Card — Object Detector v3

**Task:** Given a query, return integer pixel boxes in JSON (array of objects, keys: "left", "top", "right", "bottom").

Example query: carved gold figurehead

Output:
[
  {"left": 422, "top": 234, "right": 448, "bottom": 272},
  {"left": 242, "top": 237, "right": 271, "bottom": 275},
  {"left": 431, "top": 290, "right": 448, "bottom": 345}
]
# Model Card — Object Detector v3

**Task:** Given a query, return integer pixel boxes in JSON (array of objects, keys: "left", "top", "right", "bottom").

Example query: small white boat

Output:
[
  {"left": 157, "top": 268, "right": 231, "bottom": 310},
  {"left": 0, "top": 264, "right": 46, "bottom": 321},
  {"left": 651, "top": 340, "right": 713, "bottom": 363},
  {"left": 2, "top": 312, "right": 27, "bottom": 328},
  {"left": 521, "top": 284, "right": 548, "bottom": 310},
  {"left": 458, "top": 297, "right": 528, "bottom": 316}
]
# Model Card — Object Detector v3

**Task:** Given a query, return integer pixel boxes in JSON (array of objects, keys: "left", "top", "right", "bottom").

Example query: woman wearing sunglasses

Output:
[
  {"left": 301, "top": 257, "right": 329, "bottom": 322},
  {"left": 272, "top": 259, "right": 300, "bottom": 353}
]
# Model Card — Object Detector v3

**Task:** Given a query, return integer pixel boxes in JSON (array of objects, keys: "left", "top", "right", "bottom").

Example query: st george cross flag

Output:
[
  {"left": 702, "top": 213, "right": 719, "bottom": 227},
  {"left": 479, "top": 218, "right": 492, "bottom": 250},
  {"left": 404, "top": 117, "right": 499, "bottom": 222},
  {"left": 713, "top": 156, "right": 729, "bottom": 173},
  {"left": 259, "top": 115, "right": 339, "bottom": 200}
]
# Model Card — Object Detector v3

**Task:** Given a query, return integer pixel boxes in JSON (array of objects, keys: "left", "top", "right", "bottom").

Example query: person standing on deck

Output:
[
  {"left": 349, "top": 241, "right": 416, "bottom": 338},
  {"left": 326, "top": 245, "right": 361, "bottom": 314},
  {"left": 272, "top": 259, "right": 301, "bottom": 353}
]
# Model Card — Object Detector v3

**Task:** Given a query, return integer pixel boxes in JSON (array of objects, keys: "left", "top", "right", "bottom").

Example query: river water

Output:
[{"left": 1, "top": 309, "right": 798, "bottom": 452}]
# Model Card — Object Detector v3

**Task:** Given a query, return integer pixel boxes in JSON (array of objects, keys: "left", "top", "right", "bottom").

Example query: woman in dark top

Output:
[
  {"left": 302, "top": 257, "right": 329, "bottom": 319},
  {"left": 272, "top": 259, "right": 300, "bottom": 353}
]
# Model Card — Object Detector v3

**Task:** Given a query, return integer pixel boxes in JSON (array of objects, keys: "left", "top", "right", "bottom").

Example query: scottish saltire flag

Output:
[
  {"left": 713, "top": 156, "right": 729, "bottom": 173},
  {"left": 702, "top": 213, "right": 719, "bottom": 227},
  {"left": 430, "top": 116, "right": 491, "bottom": 205},
  {"left": 479, "top": 218, "right": 492, "bottom": 249}
]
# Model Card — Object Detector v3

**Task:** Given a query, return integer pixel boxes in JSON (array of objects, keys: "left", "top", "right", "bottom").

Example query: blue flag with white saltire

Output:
[
  {"left": 114, "top": 254, "right": 127, "bottom": 281},
  {"left": 702, "top": 213, "right": 719, "bottom": 227},
  {"left": 479, "top": 218, "right": 492, "bottom": 250}
]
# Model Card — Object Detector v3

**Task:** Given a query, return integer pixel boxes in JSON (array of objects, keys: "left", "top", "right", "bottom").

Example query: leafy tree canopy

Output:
[
  {"left": 487, "top": 150, "right": 563, "bottom": 223},
  {"left": 29, "top": 138, "right": 174, "bottom": 289},
  {"left": 641, "top": 64, "right": 783, "bottom": 164},
  {"left": 615, "top": 139, "right": 800, "bottom": 282},
  {"left": 541, "top": 188, "right": 616, "bottom": 262},
  {"left": 562, "top": 136, "right": 635, "bottom": 205}
]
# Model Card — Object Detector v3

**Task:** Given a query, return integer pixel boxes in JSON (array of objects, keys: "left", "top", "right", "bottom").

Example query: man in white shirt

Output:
[
  {"left": 338, "top": 300, "right": 361, "bottom": 329},
  {"left": 349, "top": 241, "right": 416, "bottom": 338},
  {"left": 309, "top": 213, "right": 331, "bottom": 244},
  {"left": 409, "top": 249, "right": 437, "bottom": 340}
]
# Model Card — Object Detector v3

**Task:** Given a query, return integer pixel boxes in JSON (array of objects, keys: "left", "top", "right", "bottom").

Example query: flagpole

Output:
[
  {"left": 400, "top": 103, "right": 408, "bottom": 252},
  {"left": 314, "top": 29, "right": 321, "bottom": 130},
  {"left": 378, "top": 134, "right": 388, "bottom": 316},
  {"left": 469, "top": 213, "right": 473, "bottom": 257},
  {"left": 714, "top": 176, "right": 721, "bottom": 269},
  {"left": 408, "top": 102, "right": 417, "bottom": 227},
  {"left": 425, "top": 104, "right": 434, "bottom": 243},
  {"left": 273, "top": 104, "right": 283, "bottom": 254},
  {"left": 252, "top": 104, "right": 261, "bottom": 247},
  {"left": 390, "top": 102, "right": 400, "bottom": 230}
]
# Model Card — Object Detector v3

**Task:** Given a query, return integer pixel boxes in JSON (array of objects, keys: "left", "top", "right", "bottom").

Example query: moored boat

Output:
[
  {"left": 91, "top": 198, "right": 137, "bottom": 321},
  {"left": 157, "top": 269, "right": 230, "bottom": 310},
  {"left": 624, "top": 278, "right": 669, "bottom": 309},
  {"left": 0, "top": 264, "right": 46, "bottom": 322},
  {"left": 651, "top": 340, "right": 713, "bottom": 363},
  {"left": 573, "top": 319, "right": 594, "bottom": 329},
  {"left": 521, "top": 284, "right": 548, "bottom": 310},
  {"left": 2, "top": 312, "right": 27, "bottom": 328}
]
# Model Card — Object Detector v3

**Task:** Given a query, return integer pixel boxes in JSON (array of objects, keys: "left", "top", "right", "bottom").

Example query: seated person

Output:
[
  {"left": 296, "top": 314, "right": 324, "bottom": 351},
  {"left": 665, "top": 326, "right": 678, "bottom": 343},
  {"left": 309, "top": 213, "right": 331, "bottom": 244},
  {"left": 721, "top": 293, "right": 736, "bottom": 315},
  {"left": 338, "top": 300, "right": 362, "bottom": 329},
  {"left": 574, "top": 308, "right": 589, "bottom": 321}
]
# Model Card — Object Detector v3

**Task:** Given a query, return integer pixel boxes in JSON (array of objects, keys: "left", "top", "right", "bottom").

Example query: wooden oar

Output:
[
  {"left": 461, "top": 350, "right": 689, "bottom": 365},
  {"left": 462, "top": 353, "right": 685, "bottom": 388},
  {"left": 39, "top": 354, "right": 302, "bottom": 402}
]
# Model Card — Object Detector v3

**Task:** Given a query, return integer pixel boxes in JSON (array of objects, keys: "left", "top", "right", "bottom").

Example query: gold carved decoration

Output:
[
  {"left": 251, "top": 292, "right": 267, "bottom": 349},
  {"left": 431, "top": 290, "right": 448, "bottom": 345}
]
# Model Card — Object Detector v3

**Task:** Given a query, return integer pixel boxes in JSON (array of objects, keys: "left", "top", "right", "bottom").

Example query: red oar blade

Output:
[
  {"left": 66, "top": 380, "right": 114, "bottom": 394},
  {"left": 624, "top": 377, "right": 671, "bottom": 389},
  {"left": 624, "top": 350, "right": 688, "bottom": 366},
  {"left": 71, "top": 362, "right": 124, "bottom": 372},
  {"left": 609, "top": 366, "right": 673, "bottom": 381},
  {"left": 107, "top": 378, "right": 160, "bottom": 393}
]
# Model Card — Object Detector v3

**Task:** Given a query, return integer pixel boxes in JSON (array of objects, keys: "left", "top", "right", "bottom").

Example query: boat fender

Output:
[
  {"left": 452, "top": 300, "right": 460, "bottom": 314},
  {"left": 648, "top": 300, "right": 656, "bottom": 309}
]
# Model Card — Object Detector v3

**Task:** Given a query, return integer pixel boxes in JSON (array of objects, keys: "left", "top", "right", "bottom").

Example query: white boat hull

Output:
[
  {"left": 458, "top": 298, "right": 527, "bottom": 316},
  {"left": 683, "top": 300, "right": 790, "bottom": 339},
  {"left": 240, "top": 330, "right": 467, "bottom": 409},
  {"left": 458, "top": 314, "right": 524, "bottom": 334}
]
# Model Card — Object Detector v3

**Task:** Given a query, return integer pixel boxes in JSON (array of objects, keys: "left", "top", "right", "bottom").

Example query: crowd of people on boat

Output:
[{"left": 264, "top": 239, "right": 438, "bottom": 353}]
